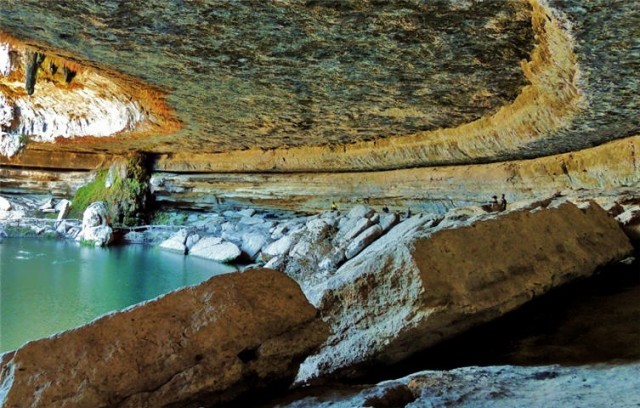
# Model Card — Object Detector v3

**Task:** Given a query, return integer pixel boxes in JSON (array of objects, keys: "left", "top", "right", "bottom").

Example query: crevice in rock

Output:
[{"left": 237, "top": 347, "right": 260, "bottom": 363}]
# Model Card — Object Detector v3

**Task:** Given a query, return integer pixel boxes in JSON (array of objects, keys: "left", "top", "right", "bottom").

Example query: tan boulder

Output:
[
  {"left": 0, "top": 269, "right": 329, "bottom": 408},
  {"left": 297, "top": 201, "right": 633, "bottom": 382}
]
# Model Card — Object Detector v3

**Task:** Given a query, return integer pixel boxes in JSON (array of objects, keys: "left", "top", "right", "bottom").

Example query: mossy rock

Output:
[{"left": 71, "top": 154, "right": 152, "bottom": 226}]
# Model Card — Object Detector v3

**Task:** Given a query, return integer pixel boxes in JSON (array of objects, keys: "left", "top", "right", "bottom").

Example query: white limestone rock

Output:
[
  {"left": 339, "top": 217, "right": 373, "bottom": 244},
  {"left": 190, "top": 236, "right": 241, "bottom": 263},
  {"left": 616, "top": 205, "right": 640, "bottom": 240},
  {"left": 237, "top": 208, "right": 256, "bottom": 218},
  {"left": 159, "top": 229, "right": 189, "bottom": 254},
  {"left": 345, "top": 224, "right": 383, "bottom": 260},
  {"left": 56, "top": 199, "right": 71, "bottom": 221},
  {"left": 159, "top": 239, "right": 187, "bottom": 254},
  {"left": 0, "top": 42, "right": 11, "bottom": 76},
  {"left": 82, "top": 225, "right": 113, "bottom": 247},
  {"left": 379, "top": 212, "right": 400, "bottom": 233},
  {"left": 285, "top": 218, "right": 338, "bottom": 291},
  {"left": 270, "top": 223, "right": 290, "bottom": 240},
  {"left": 279, "top": 364, "right": 640, "bottom": 408},
  {"left": 241, "top": 231, "right": 269, "bottom": 260},
  {"left": 55, "top": 221, "right": 69, "bottom": 235},
  {"left": 77, "top": 201, "right": 113, "bottom": 246},
  {"left": 185, "top": 233, "right": 201, "bottom": 250},
  {"left": 346, "top": 205, "right": 376, "bottom": 220},
  {"left": 39, "top": 197, "right": 54, "bottom": 211},
  {"left": 262, "top": 234, "right": 298, "bottom": 261},
  {"left": 318, "top": 247, "right": 346, "bottom": 274},
  {"left": 296, "top": 202, "right": 634, "bottom": 383},
  {"left": 271, "top": 220, "right": 304, "bottom": 240},
  {"left": 0, "top": 195, "right": 11, "bottom": 211},
  {"left": 238, "top": 216, "right": 265, "bottom": 226}
]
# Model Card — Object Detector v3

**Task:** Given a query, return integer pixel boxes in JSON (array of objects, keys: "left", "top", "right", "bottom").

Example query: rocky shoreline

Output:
[{"left": 1, "top": 192, "right": 639, "bottom": 407}]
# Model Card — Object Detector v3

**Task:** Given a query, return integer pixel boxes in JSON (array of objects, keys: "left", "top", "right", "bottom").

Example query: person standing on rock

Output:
[
  {"left": 331, "top": 201, "right": 338, "bottom": 211},
  {"left": 499, "top": 194, "right": 507, "bottom": 212}
]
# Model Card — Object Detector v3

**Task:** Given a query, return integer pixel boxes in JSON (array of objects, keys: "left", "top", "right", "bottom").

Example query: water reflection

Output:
[{"left": 0, "top": 238, "right": 238, "bottom": 352}]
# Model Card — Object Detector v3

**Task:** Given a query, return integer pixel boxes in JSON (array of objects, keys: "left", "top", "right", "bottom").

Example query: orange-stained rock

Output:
[{"left": 0, "top": 269, "right": 329, "bottom": 408}]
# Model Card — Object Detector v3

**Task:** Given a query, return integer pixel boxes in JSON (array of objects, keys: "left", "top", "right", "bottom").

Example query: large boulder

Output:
[
  {"left": 0, "top": 269, "right": 329, "bottom": 408},
  {"left": 345, "top": 224, "right": 383, "bottom": 260},
  {"left": 286, "top": 218, "right": 337, "bottom": 286},
  {"left": 77, "top": 201, "right": 113, "bottom": 246},
  {"left": 189, "top": 236, "right": 242, "bottom": 263},
  {"left": 159, "top": 229, "right": 190, "bottom": 254},
  {"left": 0, "top": 195, "right": 11, "bottom": 211},
  {"left": 241, "top": 231, "right": 269, "bottom": 260},
  {"left": 296, "top": 201, "right": 633, "bottom": 382}
]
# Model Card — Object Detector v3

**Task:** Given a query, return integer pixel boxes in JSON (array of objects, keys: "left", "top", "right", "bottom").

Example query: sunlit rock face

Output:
[{"left": 0, "top": 41, "right": 147, "bottom": 157}]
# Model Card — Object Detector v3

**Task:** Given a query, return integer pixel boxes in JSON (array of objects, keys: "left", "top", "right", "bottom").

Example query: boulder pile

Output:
[{"left": 158, "top": 205, "right": 399, "bottom": 269}]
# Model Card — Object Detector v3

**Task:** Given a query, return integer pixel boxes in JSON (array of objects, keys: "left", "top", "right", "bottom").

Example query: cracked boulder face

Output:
[
  {"left": 0, "top": 269, "right": 329, "bottom": 408},
  {"left": 296, "top": 201, "right": 633, "bottom": 382}
]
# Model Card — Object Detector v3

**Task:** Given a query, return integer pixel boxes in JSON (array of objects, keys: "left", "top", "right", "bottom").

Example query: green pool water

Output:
[{"left": 0, "top": 238, "right": 238, "bottom": 353}]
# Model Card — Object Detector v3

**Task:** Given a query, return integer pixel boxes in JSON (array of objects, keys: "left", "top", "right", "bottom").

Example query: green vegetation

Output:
[
  {"left": 151, "top": 210, "right": 189, "bottom": 226},
  {"left": 70, "top": 154, "right": 152, "bottom": 226},
  {"left": 4, "top": 225, "right": 58, "bottom": 239},
  {"left": 70, "top": 169, "right": 108, "bottom": 219}
]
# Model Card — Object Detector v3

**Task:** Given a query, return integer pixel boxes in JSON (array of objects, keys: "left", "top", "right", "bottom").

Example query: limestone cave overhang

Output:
[{"left": 0, "top": 0, "right": 637, "bottom": 210}]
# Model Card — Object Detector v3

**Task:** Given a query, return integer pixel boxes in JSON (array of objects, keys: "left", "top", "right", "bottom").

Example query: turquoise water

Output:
[{"left": 0, "top": 238, "right": 238, "bottom": 353}]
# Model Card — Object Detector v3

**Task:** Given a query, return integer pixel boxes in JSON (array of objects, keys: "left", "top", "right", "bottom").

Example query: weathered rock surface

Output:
[
  {"left": 0, "top": 195, "right": 11, "bottom": 211},
  {"left": 241, "top": 231, "right": 268, "bottom": 260},
  {"left": 345, "top": 224, "right": 383, "bottom": 260},
  {"left": 296, "top": 201, "right": 633, "bottom": 382},
  {"left": 55, "top": 199, "right": 71, "bottom": 222},
  {"left": 149, "top": 135, "right": 640, "bottom": 214},
  {"left": 158, "top": 229, "right": 189, "bottom": 254},
  {"left": 189, "top": 236, "right": 241, "bottom": 263},
  {"left": 617, "top": 206, "right": 640, "bottom": 241},
  {"left": 76, "top": 201, "right": 113, "bottom": 246},
  {"left": 0, "top": 268, "right": 329, "bottom": 408},
  {"left": 276, "top": 364, "right": 640, "bottom": 408}
]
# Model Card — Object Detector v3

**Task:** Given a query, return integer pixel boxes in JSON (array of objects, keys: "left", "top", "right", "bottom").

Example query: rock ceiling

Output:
[{"left": 0, "top": 0, "right": 638, "bottom": 175}]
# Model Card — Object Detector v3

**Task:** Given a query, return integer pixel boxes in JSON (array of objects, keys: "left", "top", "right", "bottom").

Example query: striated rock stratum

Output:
[{"left": 0, "top": 0, "right": 637, "bottom": 211}]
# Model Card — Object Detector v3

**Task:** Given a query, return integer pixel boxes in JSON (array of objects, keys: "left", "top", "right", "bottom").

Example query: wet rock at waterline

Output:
[
  {"left": 0, "top": 269, "right": 329, "bottom": 408},
  {"left": 159, "top": 228, "right": 190, "bottom": 254},
  {"left": 296, "top": 201, "right": 634, "bottom": 382},
  {"left": 76, "top": 201, "right": 113, "bottom": 246}
]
